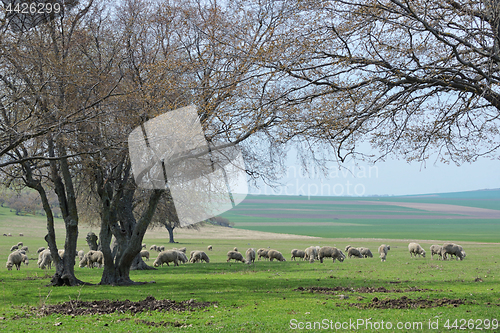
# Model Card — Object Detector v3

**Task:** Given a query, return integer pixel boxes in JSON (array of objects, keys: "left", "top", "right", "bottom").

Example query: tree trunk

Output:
[{"left": 165, "top": 224, "right": 176, "bottom": 243}]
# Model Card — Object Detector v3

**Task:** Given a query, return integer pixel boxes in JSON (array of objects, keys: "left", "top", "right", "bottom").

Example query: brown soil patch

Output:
[
  {"left": 294, "top": 286, "right": 433, "bottom": 294},
  {"left": 38, "top": 296, "right": 214, "bottom": 316},
  {"left": 353, "top": 296, "right": 466, "bottom": 309}
]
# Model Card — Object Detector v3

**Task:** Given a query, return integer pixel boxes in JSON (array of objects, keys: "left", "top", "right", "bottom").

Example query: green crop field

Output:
[{"left": 0, "top": 191, "right": 499, "bottom": 332}]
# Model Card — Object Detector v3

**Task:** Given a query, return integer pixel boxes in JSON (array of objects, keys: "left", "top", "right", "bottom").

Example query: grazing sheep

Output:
[
  {"left": 58, "top": 249, "right": 65, "bottom": 258},
  {"left": 6, "top": 251, "right": 24, "bottom": 270},
  {"left": 378, "top": 244, "right": 390, "bottom": 262},
  {"left": 19, "top": 233, "right": 24, "bottom": 236},
  {"left": 448, "top": 244, "right": 466, "bottom": 260},
  {"left": 140, "top": 250, "right": 150, "bottom": 261},
  {"left": 358, "top": 247, "right": 373, "bottom": 258},
  {"left": 2, "top": 233, "right": 6, "bottom": 236},
  {"left": 175, "top": 251, "right": 188, "bottom": 264},
  {"left": 347, "top": 247, "right": 363, "bottom": 258},
  {"left": 291, "top": 249, "right": 306, "bottom": 261},
  {"left": 78, "top": 250, "right": 85, "bottom": 261},
  {"left": 189, "top": 250, "right": 196, "bottom": 261},
  {"left": 10, "top": 245, "right": 18, "bottom": 252},
  {"left": 207, "top": 245, "right": 213, "bottom": 251},
  {"left": 20, "top": 246, "right": 29, "bottom": 253},
  {"left": 177, "top": 247, "right": 187, "bottom": 253},
  {"left": 17, "top": 242, "right": 23, "bottom": 247},
  {"left": 190, "top": 251, "right": 210, "bottom": 263},
  {"left": 79, "top": 250, "right": 104, "bottom": 268},
  {"left": 268, "top": 249, "right": 286, "bottom": 262},
  {"left": 153, "top": 251, "right": 179, "bottom": 267},
  {"left": 257, "top": 248, "right": 269, "bottom": 261},
  {"left": 37, "top": 247, "right": 46, "bottom": 254},
  {"left": 318, "top": 246, "right": 345, "bottom": 263},
  {"left": 7, "top": 233, "right": 12, "bottom": 236},
  {"left": 430, "top": 245, "right": 443, "bottom": 260},
  {"left": 304, "top": 246, "right": 317, "bottom": 263},
  {"left": 149, "top": 245, "right": 157, "bottom": 251},
  {"left": 233, "top": 247, "right": 238, "bottom": 252},
  {"left": 38, "top": 249, "right": 52, "bottom": 269},
  {"left": 158, "top": 245, "right": 165, "bottom": 252},
  {"left": 441, "top": 243, "right": 464, "bottom": 261},
  {"left": 245, "top": 248, "right": 255, "bottom": 264},
  {"left": 408, "top": 243, "right": 426, "bottom": 258},
  {"left": 227, "top": 250, "right": 246, "bottom": 263}
]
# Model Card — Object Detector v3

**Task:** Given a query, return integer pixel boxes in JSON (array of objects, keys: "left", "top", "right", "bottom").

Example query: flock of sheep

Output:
[{"left": 5, "top": 239, "right": 467, "bottom": 271}]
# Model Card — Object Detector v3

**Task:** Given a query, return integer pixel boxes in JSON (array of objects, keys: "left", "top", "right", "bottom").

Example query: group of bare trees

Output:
[{"left": 0, "top": 0, "right": 498, "bottom": 286}]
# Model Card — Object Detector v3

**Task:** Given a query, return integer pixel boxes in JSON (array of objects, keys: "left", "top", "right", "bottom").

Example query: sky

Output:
[{"left": 248, "top": 154, "right": 500, "bottom": 197}]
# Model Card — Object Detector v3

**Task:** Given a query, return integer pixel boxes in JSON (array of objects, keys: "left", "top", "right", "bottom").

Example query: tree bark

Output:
[{"left": 165, "top": 223, "right": 176, "bottom": 243}]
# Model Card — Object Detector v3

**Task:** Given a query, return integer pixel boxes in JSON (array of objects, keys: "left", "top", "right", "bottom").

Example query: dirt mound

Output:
[
  {"left": 39, "top": 296, "right": 214, "bottom": 316},
  {"left": 353, "top": 296, "right": 466, "bottom": 309},
  {"left": 294, "top": 286, "right": 432, "bottom": 294}
]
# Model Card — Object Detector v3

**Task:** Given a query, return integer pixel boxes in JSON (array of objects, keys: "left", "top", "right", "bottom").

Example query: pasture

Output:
[{"left": 0, "top": 193, "right": 499, "bottom": 332}]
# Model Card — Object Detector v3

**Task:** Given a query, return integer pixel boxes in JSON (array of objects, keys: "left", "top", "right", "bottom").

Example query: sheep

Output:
[
  {"left": 37, "top": 247, "right": 46, "bottom": 254},
  {"left": 448, "top": 244, "right": 466, "bottom": 260},
  {"left": 190, "top": 251, "right": 210, "bottom": 263},
  {"left": 79, "top": 250, "right": 104, "bottom": 268},
  {"left": 441, "top": 243, "right": 464, "bottom": 261},
  {"left": 19, "top": 252, "right": 29, "bottom": 266},
  {"left": 141, "top": 243, "right": 146, "bottom": 249},
  {"left": 430, "top": 245, "right": 443, "bottom": 260},
  {"left": 175, "top": 251, "right": 188, "bottom": 264},
  {"left": 6, "top": 251, "right": 24, "bottom": 270},
  {"left": 378, "top": 244, "right": 390, "bottom": 262},
  {"left": 347, "top": 247, "right": 363, "bottom": 259},
  {"left": 318, "top": 246, "right": 345, "bottom": 263},
  {"left": 7, "top": 233, "right": 12, "bottom": 236},
  {"left": 140, "top": 250, "right": 150, "bottom": 261},
  {"left": 304, "top": 246, "right": 317, "bottom": 263},
  {"left": 19, "top": 233, "right": 24, "bottom": 236},
  {"left": 58, "top": 249, "right": 65, "bottom": 258},
  {"left": 153, "top": 251, "right": 179, "bottom": 267},
  {"left": 37, "top": 249, "right": 52, "bottom": 269},
  {"left": 158, "top": 245, "right": 165, "bottom": 252},
  {"left": 207, "top": 245, "right": 213, "bottom": 251},
  {"left": 291, "top": 249, "right": 306, "bottom": 261},
  {"left": 20, "top": 246, "right": 29, "bottom": 253},
  {"left": 227, "top": 250, "right": 246, "bottom": 263},
  {"left": 358, "top": 247, "right": 373, "bottom": 258},
  {"left": 189, "top": 250, "right": 196, "bottom": 261},
  {"left": 150, "top": 245, "right": 157, "bottom": 251},
  {"left": 177, "top": 247, "right": 187, "bottom": 253},
  {"left": 257, "top": 248, "right": 269, "bottom": 261},
  {"left": 2, "top": 233, "right": 6, "bottom": 236},
  {"left": 233, "top": 247, "right": 238, "bottom": 252},
  {"left": 17, "top": 242, "right": 23, "bottom": 247},
  {"left": 408, "top": 242, "right": 426, "bottom": 258},
  {"left": 10, "top": 245, "right": 18, "bottom": 252},
  {"left": 268, "top": 249, "right": 286, "bottom": 262},
  {"left": 78, "top": 250, "right": 85, "bottom": 261},
  {"left": 245, "top": 248, "right": 255, "bottom": 264}
]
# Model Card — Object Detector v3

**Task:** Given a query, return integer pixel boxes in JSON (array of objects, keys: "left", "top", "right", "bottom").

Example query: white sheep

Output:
[
  {"left": 227, "top": 250, "right": 246, "bottom": 263},
  {"left": 19, "top": 233, "right": 24, "bottom": 236},
  {"left": 268, "top": 249, "right": 286, "bottom": 262},
  {"left": 38, "top": 249, "right": 52, "bottom": 269},
  {"left": 207, "top": 245, "right": 213, "bottom": 251},
  {"left": 441, "top": 243, "right": 464, "bottom": 260},
  {"left": 291, "top": 249, "right": 306, "bottom": 261},
  {"left": 153, "top": 250, "right": 179, "bottom": 267},
  {"left": 79, "top": 250, "right": 104, "bottom": 268},
  {"left": 448, "top": 244, "right": 466, "bottom": 260},
  {"left": 10, "top": 245, "right": 18, "bottom": 252},
  {"left": 430, "top": 245, "right": 443, "bottom": 260},
  {"left": 378, "top": 244, "right": 390, "bottom": 262},
  {"left": 318, "top": 246, "right": 345, "bottom": 263},
  {"left": 37, "top": 247, "right": 46, "bottom": 254},
  {"left": 257, "top": 248, "right": 269, "bottom": 261},
  {"left": 245, "top": 248, "right": 255, "bottom": 264},
  {"left": 142, "top": 243, "right": 146, "bottom": 249},
  {"left": 190, "top": 251, "right": 210, "bottom": 263},
  {"left": 177, "top": 247, "right": 187, "bottom": 253},
  {"left": 158, "top": 245, "right": 165, "bottom": 252},
  {"left": 150, "top": 245, "right": 157, "bottom": 251},
  {"left": 358, "top": 247, "right": 373, "bottom": 258},
  {"left": 233, "top": 247, "right": 238, "bottom": 252},
  {"left": 175, "top": 251, "right": 188, "bottom": 264},
  {"left": 20, "top": 246, "right": 29, "bottom": 253},
  {"left": 77, "top": 250, "right": 85, "bottom": 261},
  {"left": 7, "top": 233, "right": 12, "bottom": 236},
  {"left": 140, "top": 250, "right": 150, "bottom": 261},
  {"left": 58, "top": 249, "right": 65, "bottom": 258},
  {"left": 17, "top": 242, "right": 23, "bottom": 247},
  {"left": 304, "top": 246, "right": 317, "bottom": 263},
  {"left": 347, "top": 247, "right": 363, "bottom": 259},
  {"left": 408, "top": 242, "right": 426, "bottom": 258},
  {"left": 6, "top": 251, "right": 24, "bottom": 270}
]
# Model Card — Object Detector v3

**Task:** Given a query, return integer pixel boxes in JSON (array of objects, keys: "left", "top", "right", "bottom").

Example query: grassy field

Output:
[{"left": 0, "top": 193, "right": 499, "bottom": 332}]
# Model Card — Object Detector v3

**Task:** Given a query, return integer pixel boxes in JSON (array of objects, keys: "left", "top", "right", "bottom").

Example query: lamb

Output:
[
  {"left": 190, "top": 251, "right": 210, "bottom": 263},
  {"left": 175, "top": 251, "right": 188, "bottom": 264},
  {"left": 378, "top": 244, "right": 390, "bottom": 262},
  {"left": 140, "top": 250, "right": 150, "bottom": 261},
  {"left": 20, "top": 246, "right": 29, "bottom": 253},
  {"left": 318, "top": 246, "right": 345, "bottom": 263},
  {"left": 291, "top": 249, "right": 306, "bottom": 261},
  {"left": 245, "top": 248, "right": 255, "bottom": 264},
  {"left": 257, "top": 248, "right": 269, "bottom": 261},
  {"left": 10, "top": 245, "right": 18, "bottom": 252},
  {"left": 6, "top": 251, "right": 24, "bottom": 270},
  {"left": 304, "top": 246, "right": 317, "bottom": 263},
  {"left": 408, "top": 242, "right": 426, "bottom": 258},
  {"left": 78, "top": 250, "right": 85, "bottom": 261},
  {"left": 268, "top": 249, "right": 286, "bottom": 262},
  {"left": 430, "top": 245, "right": 443, "bottom": 260},
  {"left": 37, "top": 247, "right": 46, "bottom": 254},
  {"left": 150, "top": 245, "right": 157, "bottom": 251},
  {"left": 79, "top": 250, "right": 104, "bottom": 268},
  {"left": 347, "top": 247, "right": 363, "bottom": 258},
  {"left": 207, "top": 245, "right": 213, "bottom": 251},
  {"left": 227, "top": 250, "right": 246, "bottom": 263},
  {"left": 358, "top": 247, "right": 373, "bottom": 258},
  {"left": 17, "top": 242, "right": 23, "bottom": 247},
  {"left": 37, "top": 249, "right": 52, "bottom": 269},
  {"left": 441, "top": 243, "right": 464, "bottom": 261}
]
